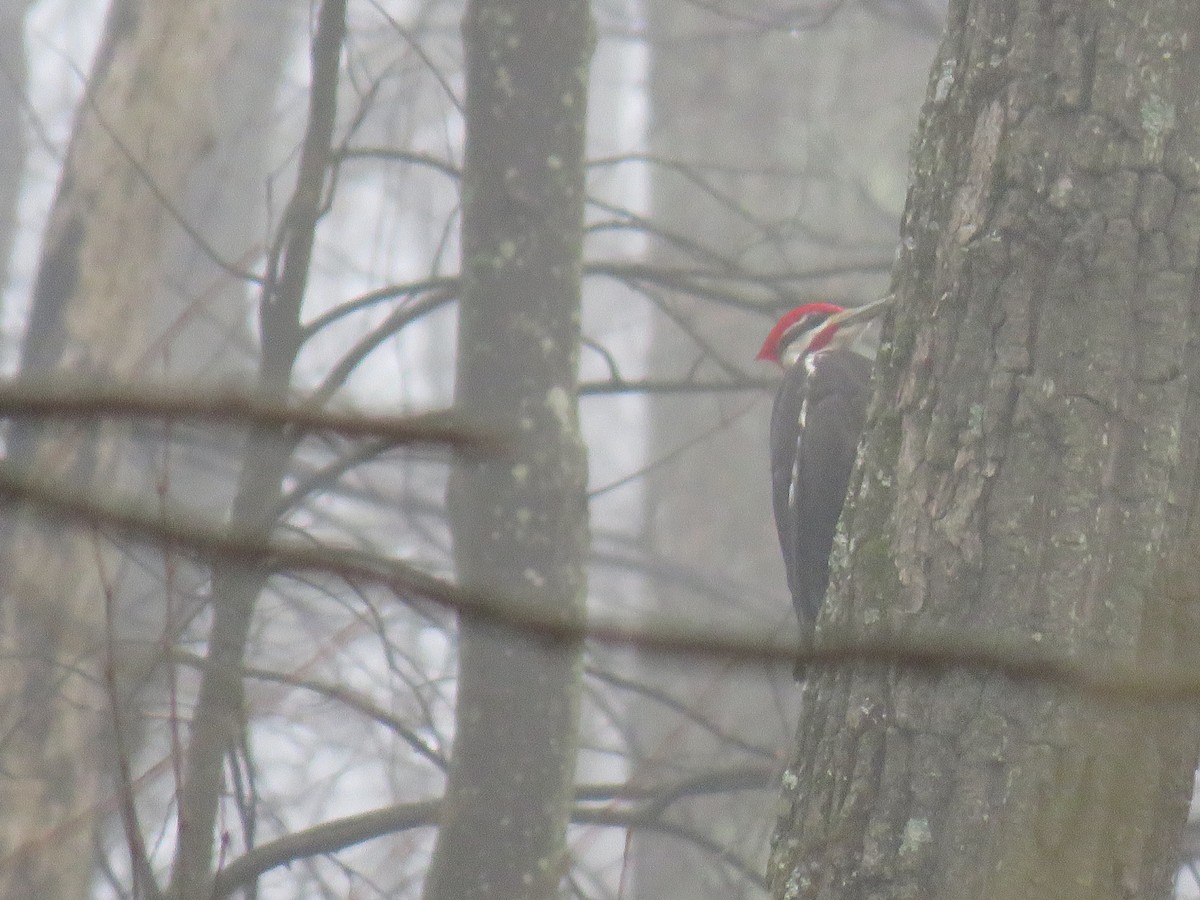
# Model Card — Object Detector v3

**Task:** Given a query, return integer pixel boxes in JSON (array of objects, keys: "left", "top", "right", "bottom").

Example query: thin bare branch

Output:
[
  {"left": 213, "top": 767, "right": 773, "bottom": 898},
  {"left": 0, "top": 380, "right": 499, "bottom": 453},
  {"left": 172, "top": 651, "right": 448, "bottom": 772},
  {"left": 3, "top": 465, "right": 1200, "bottom": 706},
  {"left": 579, "top": 376, "right": 776, "bottom": 395}
]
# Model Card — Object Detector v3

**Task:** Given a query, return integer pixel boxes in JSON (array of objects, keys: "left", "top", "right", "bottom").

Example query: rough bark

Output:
[
  {"left": 422, "top": 3, "right": 593, "bottom": 899},
  {"left": 0, "top": 2, "right": 236, "bottom": 897},
  {"left": 771, "top": 1, "right": 1200, "bottom": 898}
]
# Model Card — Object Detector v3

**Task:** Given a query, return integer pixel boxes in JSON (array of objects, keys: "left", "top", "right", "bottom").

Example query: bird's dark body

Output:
[{"left": 769, "top": 348, "right": 873, "bottom": 625}]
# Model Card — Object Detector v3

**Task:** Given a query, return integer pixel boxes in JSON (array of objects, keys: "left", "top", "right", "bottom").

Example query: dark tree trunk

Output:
[
  {"left": 422, "top": 3, "right": 593, "bottom": 899},
  {"left": 771, "top": 1, "right": 1200, "bottom": 897}
]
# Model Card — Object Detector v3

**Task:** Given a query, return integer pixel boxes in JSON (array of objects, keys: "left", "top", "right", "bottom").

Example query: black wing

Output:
[{"left": 769, "top": 349, "right": 873, "bottom": 625}]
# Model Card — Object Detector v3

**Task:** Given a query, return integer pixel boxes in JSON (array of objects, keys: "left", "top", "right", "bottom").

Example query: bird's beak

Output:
[{"left": 825, "top": 296, "right": 892, "bottom": 329}]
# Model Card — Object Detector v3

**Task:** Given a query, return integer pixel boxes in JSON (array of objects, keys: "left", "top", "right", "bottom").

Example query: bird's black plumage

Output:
[{"left": 769, "top": 348, "right": 873, "bottom": 625}]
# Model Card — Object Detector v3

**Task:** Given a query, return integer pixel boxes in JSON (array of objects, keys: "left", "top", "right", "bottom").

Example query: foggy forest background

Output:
[{"left": 3, "top": 0, "right": 1200, "bottom": 898}]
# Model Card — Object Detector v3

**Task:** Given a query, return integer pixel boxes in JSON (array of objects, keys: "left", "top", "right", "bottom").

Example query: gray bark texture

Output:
[
  {"left": 770, "top": 1, "right": 1200, "bottom": 898},
  {"left": 422, "top": 2, "right": 593, "bottom": 899}
]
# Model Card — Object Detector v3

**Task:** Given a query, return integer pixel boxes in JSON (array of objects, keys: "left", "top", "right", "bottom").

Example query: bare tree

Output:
[
  {"left": 26, "top": 1, "right": 1200, "bottom": 897},
  {"left": 771, "top": 1, "right": 1200, "bottom": 897},
  {"left": 0, "top": 0, "right": 36, "bottom": 327},
  {"left": 0, "top": 2, "right": 254, "bottom": 896},
  {"left": 423, "top": 2, "right": 594, "bottom": 898}
]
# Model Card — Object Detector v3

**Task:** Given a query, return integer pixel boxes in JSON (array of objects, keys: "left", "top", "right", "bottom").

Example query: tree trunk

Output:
[
  {"left": 771, "top": 1, "right": 1200, "bottom": 897},
  {"left": 422, "top": 3, "right": 593, "bottom": 899},
  {"left": 0, "top": 2, "right": 238, "bottom": 896},
  {"left": 0, "top": 0, "right": 35, "bottom": 334},
  {"left": 168, "top": 2, "right": 344, "bottom": 895},
  {"left": 108, "top": 0, "right": 295, "bottom": 746}
]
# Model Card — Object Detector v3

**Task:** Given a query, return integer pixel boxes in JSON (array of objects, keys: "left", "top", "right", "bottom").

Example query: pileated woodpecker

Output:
[{"left": 758, "top": 298, "right": 888, "bottom": 625}]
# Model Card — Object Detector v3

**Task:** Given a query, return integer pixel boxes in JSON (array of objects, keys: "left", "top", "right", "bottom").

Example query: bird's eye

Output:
[
  {"left": 802, "top": 313, "right": 831, "bottom": 333},
  {"left": 781, "top": 313, "right": 830, "bottom": 349}
]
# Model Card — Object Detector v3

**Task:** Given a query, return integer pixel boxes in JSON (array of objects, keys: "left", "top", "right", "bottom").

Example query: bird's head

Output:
[
  {"left": 756, "top": 303, "right": 844, "bottom": 366},
  {"left": 757, "top": 298, "right": 890, "bottom": 367}
]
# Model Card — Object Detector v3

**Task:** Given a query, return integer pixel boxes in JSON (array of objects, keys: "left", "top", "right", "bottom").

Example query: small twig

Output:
[
  {"left": 95, "top": 535, "right": 163, "bottom": 900},
  {"left": 173, "top": 650, "right": 448, "bottom": 771},
  {"left": 578, "top": 376, "right": 777, "bottom": 396}
]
